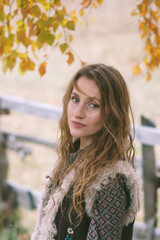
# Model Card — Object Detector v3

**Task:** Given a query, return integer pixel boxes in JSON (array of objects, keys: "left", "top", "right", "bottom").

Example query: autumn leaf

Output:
[
  {"left": 19, "top": 52, "right": 28, "bottom": 60},
  {"left": 29, "top": 5, "right": 41, "bottom": 18},
  {"left": 23, "top": 37, "right": 31, "bottom": 48},
  {"left": 132, "top": 65, "right": 142, "bottom": 75},
  {"left": 46, "top": 34, "right": 55, "bottom": 46},
  {"left": 60, "top": 43, "right": 68, "bottom": 53},
  {"left": 17, "top": 29, "right": 26, "bottom": 42},
  {"left": 66, "top": 21, "right": 75, "bottom": 31},
  {"left": 7, "top": 55, "right": 17, "bottom": 71},
  {"left": 97, "top": 0, "right": 103, "bottom": 5},
  {"left": 155, "top": 0, "right": 160, "bottom": 8},
  {"left": 28, "top": 59, "right": 35, "bottom": 71},
  {"left": 131, "top": 11, "right": 138, "bottom": 16},
  {"left": 146, "top": 72, "right": 151, "bottom": 81},
  {"left": 2, "top": 58, "right": 8, "bottom": 73},
  {"left": 66, "top": 51, "right": 74, "bottom": 65},
  {"left": 17, "top": 0, "right": 28, "bottom": 8},
  {"left": 0, "top": 0, "right": 103, "bottom": 75},
  {"left": 81, "top": 0, "right": 92, "bottom": 8},
  {"left": 69, "top": 34, "right": 73, "bottom": 42},
  {"left": 0, "top": 9, "right": 5, "bottom": 22},
  {"left": 21, "top": 8, "right": 28, "bottom": 19},
  {"left": 79, "top": 8, "right": 84, "bottom": 16},
  {"left": 39, "top": 61, "right": 47, "bottom": 76},
  {"left": 53, "top": 22, "right": 59, "bottom": 32},
  {"left": 81, "top": 61, "right": 86, "bottom": 66},
  {"left": 56, "top": 32, "right": 62, "bottom": 40}
]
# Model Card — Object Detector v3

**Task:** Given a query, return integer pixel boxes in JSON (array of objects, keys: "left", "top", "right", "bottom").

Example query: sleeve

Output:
[{"left": 86, "top": 175, "right": 127, "bottom": 240}]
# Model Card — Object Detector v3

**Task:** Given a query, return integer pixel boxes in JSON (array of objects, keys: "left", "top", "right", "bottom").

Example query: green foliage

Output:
[{"left": 0, "top": 0, "right": 103, "bottom": 76}]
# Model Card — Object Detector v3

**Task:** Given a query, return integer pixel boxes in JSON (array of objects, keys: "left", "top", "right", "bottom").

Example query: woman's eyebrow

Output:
[
  {"left": 88, "top": 96, "right": 101, "bottom": 103},
  {"left": 72, "top": 91, "right": 101, "bottom": 103}
]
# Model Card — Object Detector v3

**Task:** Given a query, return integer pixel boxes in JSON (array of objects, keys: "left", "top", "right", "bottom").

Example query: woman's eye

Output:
[
  {"left": 89, "top": 103, "right": 99, "bottom": 109},
  {"left": 71, "top": 97, "right": 79, "bottom": 103}
]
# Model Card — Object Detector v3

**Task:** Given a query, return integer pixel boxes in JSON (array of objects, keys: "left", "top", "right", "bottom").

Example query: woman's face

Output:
[{"left": 67, "top": 76, "right": 104, "bottom": 148}]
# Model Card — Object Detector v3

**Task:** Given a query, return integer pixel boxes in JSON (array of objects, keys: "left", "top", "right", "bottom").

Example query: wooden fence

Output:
[{"left": 0, "top": 93, "right": 160, "bottom": 240}]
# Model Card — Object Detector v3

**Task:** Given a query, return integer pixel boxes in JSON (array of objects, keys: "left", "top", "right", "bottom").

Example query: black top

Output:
[{"left": 55, "top": 191, "right": 91, "bottom": 240}]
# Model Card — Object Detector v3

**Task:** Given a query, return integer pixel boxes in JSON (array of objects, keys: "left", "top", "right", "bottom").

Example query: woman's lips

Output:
[{"left": 71, "top": 121, "right": 86, "bottom": 128}]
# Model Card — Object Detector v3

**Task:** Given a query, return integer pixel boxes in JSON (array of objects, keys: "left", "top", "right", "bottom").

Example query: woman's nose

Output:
[{"left": 73, "top": 104, "right": 85, "bottom": 118}]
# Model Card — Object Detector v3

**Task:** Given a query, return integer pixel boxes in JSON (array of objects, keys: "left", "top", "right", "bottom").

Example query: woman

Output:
[{"left": 31, "top": 64, "right": 141, "bottom": 240}]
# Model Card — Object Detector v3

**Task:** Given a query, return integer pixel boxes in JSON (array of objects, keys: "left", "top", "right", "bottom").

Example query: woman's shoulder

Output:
[{"left": 85, "top": 160, "right": 142, "bottom": 225}]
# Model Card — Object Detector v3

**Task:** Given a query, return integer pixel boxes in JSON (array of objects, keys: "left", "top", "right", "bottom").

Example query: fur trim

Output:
[
  {"left": 31, "top": 160, "right": 142, "bottom": 239},
  {"left": 85, "top": 160, "right": 142, "bottom": 226},
  {"left": 37, "top": 169, "right": 75, "bottom": 240}
]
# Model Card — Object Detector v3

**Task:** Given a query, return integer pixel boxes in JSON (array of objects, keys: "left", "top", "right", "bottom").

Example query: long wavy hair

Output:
[{"left": 52, "top": 63, "right": 135, "bottom": 225}]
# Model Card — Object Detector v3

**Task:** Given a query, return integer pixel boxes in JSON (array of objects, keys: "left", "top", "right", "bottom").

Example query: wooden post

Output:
[
  {"left": 0, "top": 102, "right": 10, "bottom": 226},
  {"left": 0, "top": 133, "right": 9, "bottom": 213},
  {"left": 141, "top": 116, "right": 157, "bottom": 235}
]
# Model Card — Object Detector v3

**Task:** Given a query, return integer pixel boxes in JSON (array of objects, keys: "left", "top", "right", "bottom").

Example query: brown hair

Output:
[{"left": 52, "top": 63, "right": 135, "bottom": 225}]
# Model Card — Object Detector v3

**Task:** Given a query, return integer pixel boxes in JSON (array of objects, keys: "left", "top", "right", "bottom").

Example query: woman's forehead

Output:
[{"left": 72, "top": 76, "right": 101, "bottom": 100}]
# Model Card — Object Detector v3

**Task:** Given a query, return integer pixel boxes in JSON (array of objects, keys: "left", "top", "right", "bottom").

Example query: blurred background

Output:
[{"left": 0, "top": 0, "right": 160, "bottom": 239}]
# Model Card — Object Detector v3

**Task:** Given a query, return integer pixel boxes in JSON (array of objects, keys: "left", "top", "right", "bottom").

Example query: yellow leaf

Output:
[
  {"left": 139, "top": 22, "right": 149, "bottom": 38},
  {"left": 0, "top": 9, "right": 5, "bottom": 22},
  {"left": 2, "top": 58, "right": 8, "bottom": 73},
  {"left": 29, "top": 5, "right": 41, "bottom": 18},
  {"left": 41, "top": 13, "right": 48, "bottom": 21},
  {"left": 70, "top": 10, "right": 77, "bottom": 18},
  {"left": 69, "top": 34, "right": 73, "bottom": 42},
  {"left": 19, "top": 52, "right": 28, "bottom": 60},
  {"left": 79, "top": 8, "right": 84, "bottom": 16},
  {"left": 66, "top": 51, "right": 74, "bottom": 65},
  {"left": 31, "top": 41, "right": 36, "bottom": 52},
  {"left": 7, "top": 55, "right": 17, "bottom": 71},
  {"left": 17, "top": 19, "right": 24, "bottom": 27},
  {"left": 3, "top": 39, "right": 12, "bottom": 53},
  {"left": 150, "top": 10, "right": 158, "bottom": 22},
  {"left": 41, "top": 2, "right": 50, "bottom": 11},
  {"left": 72, "top": 16, "right": 78, "bottom": 23},
  {"left": 146, "top": 72, "right": 151, "bottom": 81},
  {"left": 97, "top": 0, "right": 103, "bottom": 5},
  {"left": 17, "top": 0, "right": 28, "bottom": 8},
  {"left": 39, "top": 61, "right": 47, "bottom": 76},
  {"left": 28, "top": 59, "right": 35, "bottom": 70},
  {"left": 137, "top": 3, "right": 148, "bottom": 17},
  {"left": 6, "top": 13, "right": 12, "bottom": 21},
  {"left": 56, "top": 32, "right": 62, "bottom": 40},
  {"left": 23, "top": 37, "right": 31, "bottom": 48},
  {"left": 53, "top": 22, "right": 59, "bottom": 32},
  {"left": 131, "top": 11, "right": 138, "bottom": 16},
  {"left": 19, "top": 60, "right": 27, "bottom": 74},
  {"left": 132, "top": 65, "right": 141, "bottom": 75},
  {"left": 155, "top": 0, "right": 160, "bottom": 8}
]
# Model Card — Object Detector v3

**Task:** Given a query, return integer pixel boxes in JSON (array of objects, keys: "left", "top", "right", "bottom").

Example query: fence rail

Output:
[{"left": 0, "top": 93, "right": 160, "bottom": 240}]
